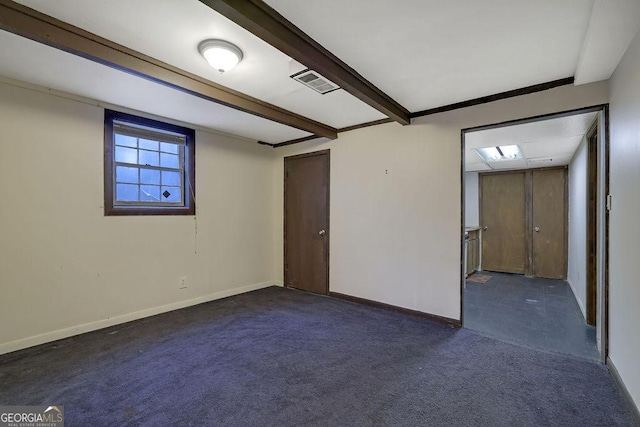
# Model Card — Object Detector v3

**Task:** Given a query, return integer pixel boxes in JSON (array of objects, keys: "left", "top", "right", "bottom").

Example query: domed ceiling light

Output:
[{"left": 198, "top": 39, "right": 243, "bottom": 73}]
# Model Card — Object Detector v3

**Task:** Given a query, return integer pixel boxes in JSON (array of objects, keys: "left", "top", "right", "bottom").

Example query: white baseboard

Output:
[
  {"left": 566, "top": 277, "right": 587, "bottom": 320},
  {"left": 0, "top": 281, "right": 281, "bottom": 356}
]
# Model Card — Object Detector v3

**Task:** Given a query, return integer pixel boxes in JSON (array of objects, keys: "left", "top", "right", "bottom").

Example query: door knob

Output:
[
  {"left": 319, "top": 229, "right": 326, "bottom": 236},
  {"left": 483, "top": 226, "right": 488, "bottom": 231},
  {"left": 534, "top": 226, "right": 540, "bottom": 232}
]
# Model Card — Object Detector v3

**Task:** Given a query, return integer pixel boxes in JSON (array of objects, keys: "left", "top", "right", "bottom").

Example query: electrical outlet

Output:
[{"left": 179, "top": 276, "right": 187, "bottom": 289}]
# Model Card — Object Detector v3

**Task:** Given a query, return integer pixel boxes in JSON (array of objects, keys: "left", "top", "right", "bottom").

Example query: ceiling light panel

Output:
[{"left": 474, "top": 145, "right": 523, "bottom": 162}]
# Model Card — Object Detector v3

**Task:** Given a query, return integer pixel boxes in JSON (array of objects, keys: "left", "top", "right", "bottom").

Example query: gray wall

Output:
[
  {"left": 567, "top": 135, "right": 588, "bottom": 319},
  {"left": 609, "top": 26, "right": 640, "bottom": 412},
  {"left": 464, "top": 172, "right": 480, "bottom": 227}
]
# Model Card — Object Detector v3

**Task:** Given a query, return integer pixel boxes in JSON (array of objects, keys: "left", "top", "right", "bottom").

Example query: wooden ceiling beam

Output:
[
  {"left": 200, "top": 0, "right": 411, "bottom": 126},
  {"left": 0, "top": 0, "right": 337, "bottom": 139}
]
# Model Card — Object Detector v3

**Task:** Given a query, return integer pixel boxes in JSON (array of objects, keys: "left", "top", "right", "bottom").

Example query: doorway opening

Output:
[{"left": 460, "top": 105, "right": 609, "bottom": 361}]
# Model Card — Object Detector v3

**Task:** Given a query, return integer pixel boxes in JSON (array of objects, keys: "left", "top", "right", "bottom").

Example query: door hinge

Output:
[{"left": 606, "top": 194, "right": 612, "bottom": 211}]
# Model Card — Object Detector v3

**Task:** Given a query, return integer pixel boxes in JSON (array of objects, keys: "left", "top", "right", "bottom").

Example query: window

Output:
[{"left": 104, "top": 110, "right": 195, "bottom": 215}]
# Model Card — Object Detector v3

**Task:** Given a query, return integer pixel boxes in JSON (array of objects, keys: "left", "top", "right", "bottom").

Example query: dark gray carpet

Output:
[
  {"left": 0, "top": 287, "right": 634, "bottom": 426},
  {"left": 465, "top": 272, "right": 598, "bottom": 360}
]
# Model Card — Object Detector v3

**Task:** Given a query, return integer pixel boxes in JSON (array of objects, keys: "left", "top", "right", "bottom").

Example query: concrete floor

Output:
[{"left": 464, "top": 271, "right": 599, "bottom": 360}]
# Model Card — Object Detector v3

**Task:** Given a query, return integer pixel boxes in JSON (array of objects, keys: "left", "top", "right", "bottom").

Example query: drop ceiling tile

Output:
[
  {"left": 466, "top": 111, "right": 597, "bottom": 170},
  {"left": 466, "top": 162, "right": 492, "bottom": 172},
  {"left": 490, "top": 159, "right": 528, "bottom": 170}
]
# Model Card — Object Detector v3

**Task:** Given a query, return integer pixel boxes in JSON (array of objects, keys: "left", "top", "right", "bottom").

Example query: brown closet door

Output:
[
  {"left": 284, "top": 150, "right": 330, "bottom": 295},
  {"left": 531, "top": 168, "right": 567, "bottom": 279},
  {"left": 481, "top": 172, "right": 527, "bottom": 274}
]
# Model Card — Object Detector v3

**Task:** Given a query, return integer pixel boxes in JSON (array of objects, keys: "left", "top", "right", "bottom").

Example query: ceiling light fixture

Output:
[
  {"left": 474, "top": 145, "right": 523, "bottom": 162},
  {"left": 198, "top": 39, "right": 243, "bottom": 73}
]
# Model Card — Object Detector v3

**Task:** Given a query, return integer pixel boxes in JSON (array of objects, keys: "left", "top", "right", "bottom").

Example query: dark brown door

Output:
[
  {"left": 481, "top": 172, "right": 527, "bottom": 274},
  {"left": 586, "top": 124, "right": 598, "bottom": 326},
  {"left": 284, "top": 150, "right": 329, "bottom": 294},
  {"left": 531, "top": 168, "right": 567, "bottom": 279}
]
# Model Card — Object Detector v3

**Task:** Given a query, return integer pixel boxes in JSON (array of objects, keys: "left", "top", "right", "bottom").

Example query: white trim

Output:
[
  {"left": 0, "top": 281, "right": 283, "bottom": 356},
  {"left": 566, "top": 276, "right": 587, "bottom": 319}
]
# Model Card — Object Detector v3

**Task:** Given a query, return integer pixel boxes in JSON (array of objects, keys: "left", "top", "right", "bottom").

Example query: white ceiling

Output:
[
  {"left": 3, "top": 1, "right": 640, "bottom": 144},
  {"left": 0, "top": 30, "right": 311, "bottom": 144},
  {"left": 575, "top": 0, "right": 640, "bottom": 84},
  {"left": 266, "top": 0, "right": 594, "bottom": 112},
  {"left": 13, "top": 0, "right": 386, "bottom": 130},
  {"left": 465, "top": 112, "right": 598, "bottom": 172}
]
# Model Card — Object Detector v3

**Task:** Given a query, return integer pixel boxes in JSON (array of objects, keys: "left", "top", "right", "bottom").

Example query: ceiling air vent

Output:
[{"left": 291, "top": 69, "right": 340, "bottom": 94}]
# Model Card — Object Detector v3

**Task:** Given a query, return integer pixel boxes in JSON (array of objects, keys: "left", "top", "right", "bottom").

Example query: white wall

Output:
[
  {"left": 0, "top": 73, "right": 616, "bottom": 365},
  {"left": 567, "top": 135, "right": 588, "bottom": 318},
  {"left": 609, "top": 28, "right": 640, "bottom": 411},
  {"left": 0, "top": 82, "right": 278, "bottom": 354},
  {"left": 273, "top": 81, "right": 609, "bottom": 320},
  {"left": 464, "top": 172, "right": 480, "bottom": 227}
]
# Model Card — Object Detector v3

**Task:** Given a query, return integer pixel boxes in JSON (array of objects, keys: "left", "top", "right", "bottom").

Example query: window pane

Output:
[
  {"left": 115, "top": 146, "right": 138, "bottom": 164},
  {"left": 140, "top": 168, "right": 160, "bottom": 185},
  {"left": 116, "top": 184, "right": 138, "bottom": 201},
  {"left": 139, "top": 149, "right": 159, "bottom": 166},
  {"left": 160, "top": 153, "right": 179, "bottom": 169},
  {"left": 139, "top": 138, "right": 159, "bottom": 151},
  {"left": 162, "top": 170, "right": 181, "bottom": 186},
  {"left": 106, "top": 110, "right": 194, "bottom": 214},
  {"left": 116, "top": 166, "right": 139, "bottom": 184},
  {"left": 161, "top": 186, "right": 182, "bottom": 203},
  {"left": 140, "top": 185, "right": 161, "bottom": 202},
  {"left": 160, "top": 142, "right": 179, "bottom": 154},
  {"left": 115, "top": 134, "right": 137, "bottom": 147}
]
